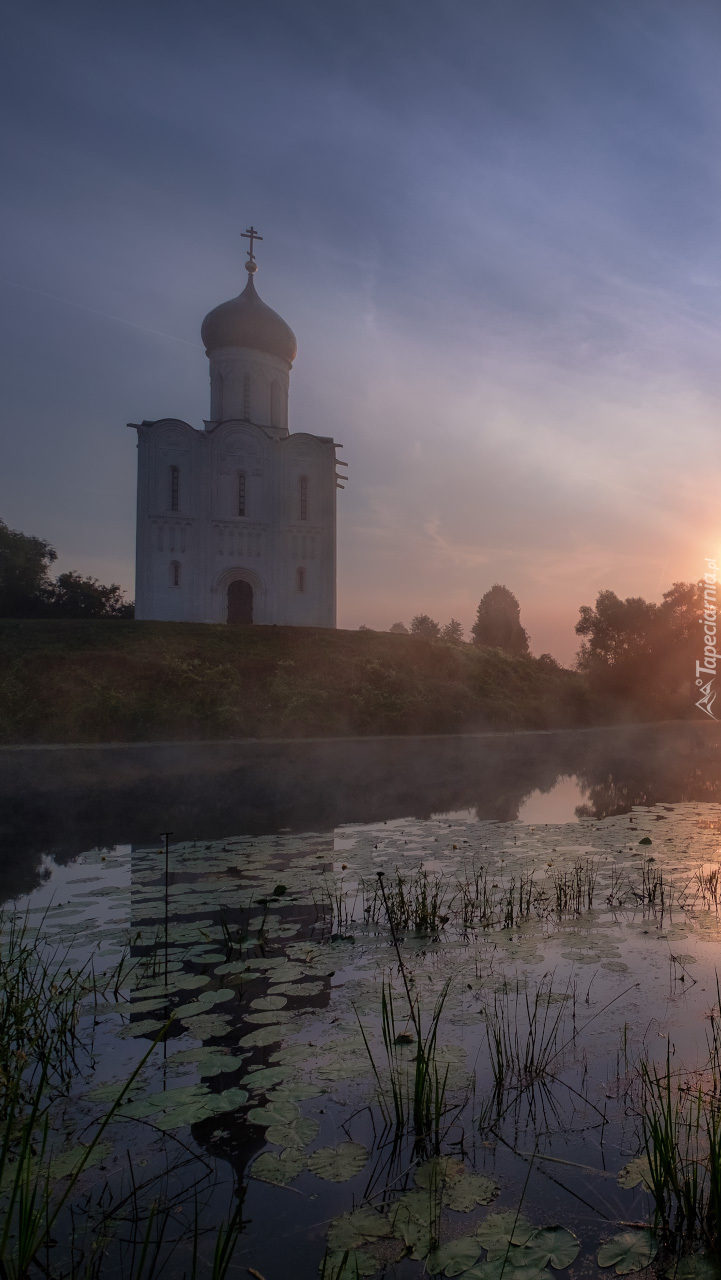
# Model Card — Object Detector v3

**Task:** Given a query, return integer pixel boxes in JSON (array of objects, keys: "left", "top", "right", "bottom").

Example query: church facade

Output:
[{"left": 130, "top": 232, "right": 342, "bottom": 626}]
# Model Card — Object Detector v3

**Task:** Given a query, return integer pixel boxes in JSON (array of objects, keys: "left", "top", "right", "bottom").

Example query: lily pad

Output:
[
  {"left": 415, "top": 1156, "right": 464, "bottom": 1189},
  {"left": 321, "top": 1250, "right": 378, "bottom": 1279},
  {"left": 248, "top": 1100, "right": 300, "bottom": 1126},
  {"left": 598, "top": 1230, "right": 658, "bottom": 1274},
  {"left": 269, "top": 981, "right": 325, "bottom": 997},
  {"left": 618, "top": 1156, "right": 652, "bottom": 1190},
  {"left": 251, "top": 1147, "right": 306, "bottom": 1185},
  {"left": 244, "top": 1066, "right": 287, "bottom": 1091},
  {"left": 327, "top": 1207, "right": 392, "bottom": 1252},
  {"left": 665, "top": 1257, "right": 720, "bottom": 1280},
  {"left": 528, "top": 1227, "right": 580, "bottom": 1269},
  {"left": 307, "top": 1141, "right": 368, "bottom": 1182},
  {"left": 239, "top": 1025, "right": 287, "bottom": 1047},
  {"left": 118, "top": 1018, "right": 169, "bottom": 1039},
  {"left": 427, "top": 1236, "right": 482, "bottom": 1276},
  {"left": 251, "top": 995, "right": 288, "bottom": 1010},
  {"left": 388, "top": 1189, "right": 437, "bottom": 1258},
  {"left": 245, "top": 1010, "right": 296, "bottom": 1025},
  {"left": 445, "top": 1171, "right": 499, "bottom": 1212},
  {"left": 180, "top": 1012, "right": 232, "bottom": 1038},
  {"left": 266, "top": 1116, "right": 319, "bottom": 1148},
  {"left": 477, "top": 1214, "right": 536, "bottom": 1253}
]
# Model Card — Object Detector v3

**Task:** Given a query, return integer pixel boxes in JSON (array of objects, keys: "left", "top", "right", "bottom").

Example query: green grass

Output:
[{"left": 0, "top": 619, "right": 597, "bottom": 744}]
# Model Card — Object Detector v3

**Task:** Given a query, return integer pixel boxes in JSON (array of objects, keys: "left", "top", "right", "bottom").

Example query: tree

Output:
[
  {"left": 441, "top": 618, "right": 464, "bottom": 642},
  {"left": 0, "top": 518, "right": 134, "bottom": 619},
  {"left": 410, "top": 614, "right": 440, "bottom": 638},
  {"left": 389, "top": 621, "right": 408, "bottom": 634},
  {"left": 574, "top": 582, "right": 705, "bottom": 714},
  {"left": 0, "top": 518, "right": 56, "bottom": 617},
  {"left": 471, "top": 585, "right": 529, "bottom": 655},
  {"left": 50, "top": 572, "right": 134, "bottom": 619}
]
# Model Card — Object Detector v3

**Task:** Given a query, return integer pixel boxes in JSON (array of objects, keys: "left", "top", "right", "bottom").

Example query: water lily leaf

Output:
[
  {"left": 307, "top": 1141, "right": 368, "bottom": 1182},
  {"left": 129, "top": 996, "right": 174, "bottom": 1015},
  {"left": 244, "top": 1067, "right": 287, "bottom": 1091},
  {"left": 477, "top": 1214, "right": 536, "bottom": 1253},
  {"left": 239, "top": 1025, "right": 287, "bottom": 1047},
  {"left": 214, "top": 960, "right": 248, "bottom": 975},
  {"left": 665, "top": 1256, "right": 720, "bottom": 1280},
  {"left": 321, "top": 1249, "right": 378, "bottom": 1279},
  {"left": 388, "top": 1190, "right": 436, "bottom": 1258},
  {"left": 247, "top": 1100, "right": 300, "bottom": 1126},
  {"left": 327, "top": 1207, "right": 392, "bottom": 1252},
  {"left": 316, "top": 1058, "right": 365, "bottom": 1082},
  {"left": 269, "top": 981, "right": 325, "bottom": 998},
  {"left": 251, "top": 1147, "right": 306, "bottom": 1185},
  {"left": 269, "top": 1083, "right": 324, "bottom": 1101},
  {"left": 266, "top": 1116, "right": 318, "bottom": 1148},
  {"left": 251, "top": 995, "right": 287, "bottom": 1010},
  {"left": 179, "top": 1013, "right": 231, "bottom": 1040},
  {"left": 244, "top": 1010, "right": 296, "bottom": 1024},
  {"left": 598, "top": 1230, "right": 658, "bottom": 1273},
  {"left": 210, "top": 1087, "right": 249, "bottom": 1112},
  {"left": 463, "top": 1256, "right": 546, "bottom": 1280},
  {"left": 444, "top": 1172, "right": 499, "bottom": 1212},
  {"left": 176, "top": 989, "right": 235, "bottom": 1016},
  {"left": 427, "top": 1236, "right": 481, "bottom": 1276},
  {"left": 529, "top": 1227, "right": 580, "bottom": 1269},
  {"left": 618, "top": 1156, "right": 652, "bottom": 1190},
  {"left": 415, "top": 1157, "right": 465, "bottom": 1189},
  {"left": 269, "top": 1045, "right": 311, "bottom": 1064},
  {"left": 49, "top": 1140, "right": 114, "bottom": 1180},
  {"left": 118, "top": 1018, "right": 169, "bottom": 1038},
  {"left": 116, "top": 1082, "right": 248, "bottom": 1129}
]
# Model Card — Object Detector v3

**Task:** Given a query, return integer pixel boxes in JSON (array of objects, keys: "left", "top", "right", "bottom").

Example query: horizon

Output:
[{"left": 2, "top": 0, "right": 721, "bottom": 663}]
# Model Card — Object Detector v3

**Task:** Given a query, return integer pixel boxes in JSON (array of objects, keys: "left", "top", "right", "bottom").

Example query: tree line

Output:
[
  {"left": 0, "top": 519, "right": 133, "bottom": 618},
  {"left": 385, "top": 578, "right": 708, "bottom": 718},
  {"left": 386, "top": 584, "right": 531, "bottom": 653},
  {"left": 2, "top": 516, "right": 710, "bottom": 717}
]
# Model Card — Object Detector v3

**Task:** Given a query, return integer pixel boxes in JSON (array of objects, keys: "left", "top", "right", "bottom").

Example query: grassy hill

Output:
[{"left": 0, "top": 620, "right": 598, "bottom": 744}]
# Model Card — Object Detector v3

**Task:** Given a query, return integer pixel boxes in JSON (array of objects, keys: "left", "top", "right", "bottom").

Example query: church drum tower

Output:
[{"left": 130, "top": 229, "right": 342, "bottom": 626}]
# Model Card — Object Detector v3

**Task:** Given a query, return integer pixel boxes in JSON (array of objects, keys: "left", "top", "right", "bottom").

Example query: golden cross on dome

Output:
[{"left": 241, "top": 225, "right": 263, "bottom": 263}]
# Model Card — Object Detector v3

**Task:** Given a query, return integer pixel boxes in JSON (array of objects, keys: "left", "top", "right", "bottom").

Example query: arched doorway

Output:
[{"left": 227, "top": 579, "right": 253, "bottom": 624}]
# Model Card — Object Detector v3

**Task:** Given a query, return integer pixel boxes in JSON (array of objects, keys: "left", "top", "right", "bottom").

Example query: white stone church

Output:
[{"left": 131, "top": 230, "right": 342, "bottom": 626}]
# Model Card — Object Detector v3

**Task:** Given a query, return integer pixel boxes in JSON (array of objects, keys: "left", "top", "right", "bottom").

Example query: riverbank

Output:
[{"left": 0, "top": 618, "right": 597, "bottom": 743}]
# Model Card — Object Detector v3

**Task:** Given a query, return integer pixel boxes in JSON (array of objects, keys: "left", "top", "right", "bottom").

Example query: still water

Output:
[{"left": 3, "top": 721, "right": 721, "bottom": 1279}]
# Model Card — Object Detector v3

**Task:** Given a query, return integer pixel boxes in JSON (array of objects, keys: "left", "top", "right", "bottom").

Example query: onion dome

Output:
[{"left": 201, "top": 260, "right": 297, "bottom": 364}]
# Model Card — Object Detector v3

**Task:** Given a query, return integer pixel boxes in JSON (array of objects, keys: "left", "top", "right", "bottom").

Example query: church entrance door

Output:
[{"left": 227, "top": 579, "right": 253, "bottom": 624}]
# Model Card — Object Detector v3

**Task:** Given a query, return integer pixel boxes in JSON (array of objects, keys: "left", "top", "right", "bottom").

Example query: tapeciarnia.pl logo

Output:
[{"left": 696, "top": 557, "right": 718, "bottom": 719}]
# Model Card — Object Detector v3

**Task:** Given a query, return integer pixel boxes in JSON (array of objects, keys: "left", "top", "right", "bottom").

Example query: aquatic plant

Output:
[
  {"left": 483, "top": 978, "right": 570, "bottom": 1094},
  {"left": 363, "top": 868, "right": 449, "bottom": 936},
  {"left": 355, "top": 872, "right": 454, "bottom": 1141},
  {"left": 637, "top": 1029, "right": 721, "bottom": 1259},
  {"left": 551, "top": 858, "right": 598, "bottom": 915}
]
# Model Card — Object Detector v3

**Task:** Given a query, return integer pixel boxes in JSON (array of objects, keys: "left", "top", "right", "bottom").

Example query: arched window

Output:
[
  {"left": 297, "top": 566, "right": 306, "bottom": 593},
  {"left": 299, "top": 475, "right": 308, "bottom": 521},
  {"left": 170, "top": 561, "right": 181, "bottom": 587},
  {"left": 270, "top": 380, "right": 280, "bottom": 428},
  {"left": 238, "top": 471, "right": 246, "bottom": 517},
  {"left": 170, "top": 465, "right": 179, "bottom": 512},
  {"left": 242, "top": 374, "right": 251, "bottom": 422}
]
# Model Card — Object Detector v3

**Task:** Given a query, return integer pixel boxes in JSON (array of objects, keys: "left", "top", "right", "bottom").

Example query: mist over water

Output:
[{"left": 1, "top": 720, "right": 719, "bottom": 900}]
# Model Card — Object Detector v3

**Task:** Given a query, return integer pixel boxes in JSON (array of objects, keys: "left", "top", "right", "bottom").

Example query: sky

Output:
[{"left": 2, "top": 0, "right": 721, "bottom": 661}]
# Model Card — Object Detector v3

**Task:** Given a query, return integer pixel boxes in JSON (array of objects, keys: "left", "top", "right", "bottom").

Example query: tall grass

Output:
[
  {"left": 484, "top": 978, "right": 569, "bottom": 1093},
  {"left": 638, "top": 1012, "right": 721, "bottom": 1258},
  {"left": 355, "top": 872, "right": 452, "bottom": 1142},
  {"left": 0, "top": 912, "right": 245, "bottom": 1280}
]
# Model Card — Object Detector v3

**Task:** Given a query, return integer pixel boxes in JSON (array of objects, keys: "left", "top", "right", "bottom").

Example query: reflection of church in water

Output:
[{"left": 131, "top": 227, "right": 343, "bottom": 626}]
